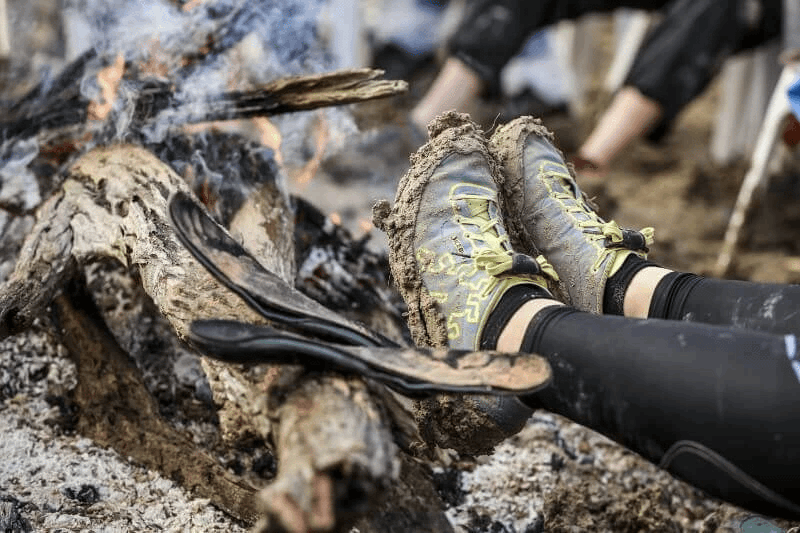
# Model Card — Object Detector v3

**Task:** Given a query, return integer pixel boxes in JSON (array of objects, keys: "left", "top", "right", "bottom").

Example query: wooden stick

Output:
[
  {"left": 2, "top": 68, "right": 406, "bottom": 140},
  {"left": 137, "top": 68, "right": 407, "bottom": 125}
]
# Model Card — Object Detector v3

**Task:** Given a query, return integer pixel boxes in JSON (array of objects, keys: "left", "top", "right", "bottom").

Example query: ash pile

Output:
[{"left": 0, "top": 1, "right": 784, "bottom": 533}]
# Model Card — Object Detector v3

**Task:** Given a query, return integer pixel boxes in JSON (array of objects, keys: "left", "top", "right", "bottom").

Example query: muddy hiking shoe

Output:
[
  {"left": 373, "top": 111, "right": 555, "bottom": 454},
  {"left": 488, "top": 116, "right": 654, "bottom": 314},
  {"left": 373, "top": 112, "right": 555, "bottom": 350}
]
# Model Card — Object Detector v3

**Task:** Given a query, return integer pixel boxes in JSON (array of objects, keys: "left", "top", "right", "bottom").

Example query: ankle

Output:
[
  {"left": 603, "top": 255, "right": 660, "bottom": 316},
  {"left": 480, "top": 284, "right": 554, "bottom": 350},
  {"left": 570, "top": 154, "right": 608, "bottom": 178},
  {"left": 496, "top": 298, "right": 564, "bottom": 352},
  {"left": 623, "top": 266, "right": 674, "bottom": 318},
  {"left": 410, "top": 108, "right": 431, "bottom": 136}
]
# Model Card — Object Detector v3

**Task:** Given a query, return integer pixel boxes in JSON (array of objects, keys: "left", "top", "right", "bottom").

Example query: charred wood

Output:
[
  {"left": 8, "top": 49, "right": 97, "bottom": 117},
  {"left": 52, "top": 278, "right": 259, "bottom": 524},
  {"left": 293, "top": 196, "right": 408, "bottom": 345},
  {"left": 0, "top": 68, "right": 406, "bottom": 143}
]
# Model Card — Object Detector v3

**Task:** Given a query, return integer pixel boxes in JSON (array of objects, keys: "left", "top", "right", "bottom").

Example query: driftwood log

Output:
[
  {"left": 0, "top": 144, "right": 444, "bottom": 531},
  {"left": 51, "top": 283, "right": 261, "bottom": 523}
]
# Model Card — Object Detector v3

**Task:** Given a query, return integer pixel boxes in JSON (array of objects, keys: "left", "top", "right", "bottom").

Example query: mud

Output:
[
  {"left": 372, "top": 111, "right": 498, "bottom": 350},
  {"left": 485, "top": 115, "right": 557, "bottom": 258},
  {"left": 414, "top": 394, "right": 526, "bottom": 457},
  {"left": 3, "top": 3, "right": 800, "bottom": 528}
]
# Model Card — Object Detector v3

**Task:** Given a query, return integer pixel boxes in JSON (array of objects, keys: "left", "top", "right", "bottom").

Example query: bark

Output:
[{"left": 0, "top": 144, "right": 415, "bottom": 530}]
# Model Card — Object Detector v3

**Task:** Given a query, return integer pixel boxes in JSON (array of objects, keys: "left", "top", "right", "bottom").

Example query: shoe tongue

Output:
[{"left": 465, "top": 198, "right": 489, "bottom": 219}]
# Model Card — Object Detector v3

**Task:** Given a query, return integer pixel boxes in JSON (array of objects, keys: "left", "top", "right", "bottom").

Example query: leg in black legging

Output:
[
  {"left": 649, "top": 273, "right": 800, "bottom": 337},
  {"left": 448, "top": 0, "right": 669, "bottom": 93},
  {"left": 513, "top": 306, "right": 800, "bottom": 518},
  {"left": 604, "top": 255, "right": 800, "bottom": 337}
]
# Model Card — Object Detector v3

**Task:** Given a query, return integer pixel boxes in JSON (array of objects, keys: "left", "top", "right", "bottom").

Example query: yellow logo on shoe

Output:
[{"left": 414, "top": 183, "right": 553, "bottom": 347}]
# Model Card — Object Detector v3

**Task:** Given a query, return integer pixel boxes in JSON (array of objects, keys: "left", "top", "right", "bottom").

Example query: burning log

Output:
[
  {"left": 160, "top": 68, "right": 408, "bottom": 123},
  {"left": 0, "top": 144, "right": 425, "bottom": 530},
  {"left": 1, "top": 66, "right": 407, "bottom": 142}
]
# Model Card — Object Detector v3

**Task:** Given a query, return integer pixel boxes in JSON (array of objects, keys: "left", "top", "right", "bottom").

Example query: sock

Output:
[
  {"left": 648, "top": 272, "right": 704, "bottom": 320},
  {"left": 602, "top": 255, "right": 658, "bottom": 315},
  {"left": 479, "top": 284, "right": 552, "bottom": 349}
]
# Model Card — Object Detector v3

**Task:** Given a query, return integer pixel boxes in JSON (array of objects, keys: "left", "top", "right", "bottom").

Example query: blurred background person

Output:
[{"left": 409, "top": 0, "right": 783, "bottom": 177}]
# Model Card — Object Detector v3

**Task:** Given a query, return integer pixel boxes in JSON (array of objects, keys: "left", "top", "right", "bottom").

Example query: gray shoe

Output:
[
  {"left": 373, "top": 111, "right": 555, "bottom": 453},
  {"left": 374, "top": 112, "right": 556, "bottom": 351},
  {"left": 489, "top": 116, "right": 654, "bottom": 314}
]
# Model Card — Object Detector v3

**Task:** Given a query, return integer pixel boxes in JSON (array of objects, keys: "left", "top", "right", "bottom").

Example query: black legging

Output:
[
  {"left": 519, "top": 277, "right": 800, "bottom": 518},
  {"left": 449, "top": 0, "right": 668, "bottom": 91},
  {"left": 650, "top": 274, "right": 800, "bottom": 337},
  {"left": 449, "top": 0, "right": 782, "bottom": 134}
]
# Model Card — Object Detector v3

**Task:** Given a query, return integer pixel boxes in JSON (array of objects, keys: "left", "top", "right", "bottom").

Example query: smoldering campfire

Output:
[
  {"left": 0, "top": 2, "right": 787, "bottom": 533},
  {"left": 0, "top": 0, "right": 434, "bottom": 530}
]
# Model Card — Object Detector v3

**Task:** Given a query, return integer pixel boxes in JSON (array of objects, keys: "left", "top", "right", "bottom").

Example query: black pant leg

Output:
[
  {"left": 522, "top": 307, "right": 800, "bottom": 518},
  {"left": 626, "top": 0, "right": 782, "bottom": 139},
  {"left": 449, "top": 0, "right": 670, "bottom": 94},
  {"left": 650, "top": 275, "right": 800, "bottom": 337}
]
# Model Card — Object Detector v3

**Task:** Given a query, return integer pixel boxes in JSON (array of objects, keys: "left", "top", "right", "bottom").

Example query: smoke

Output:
[
  {"left": 0, "top": 138, "right": 41, "bottom": 211},
  {"left": 63, "top": 0, "right": 330, "bottom": 79},
  {"left": 1, "top": 0, "right": 361, "bottom": 213}
]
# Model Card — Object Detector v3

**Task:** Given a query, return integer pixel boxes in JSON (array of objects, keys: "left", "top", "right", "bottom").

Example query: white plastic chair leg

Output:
[
  {"left": 714, "top": 64, "right": 798, "bottom": 276},
  {"left": 0, "top": 0, "right": 10, "bottom": 60}
]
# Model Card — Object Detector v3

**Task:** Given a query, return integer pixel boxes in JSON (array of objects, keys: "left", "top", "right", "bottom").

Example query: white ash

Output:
[
  {"left": 443, "top": 412, "right": 743, "bottom": 533},
  {"left": 0, "top": 327, "right": 246, "bottom": 531},
  {"left": 0, "top": 404, "right": 244, "bottom": 532},
  {"left": 0, "top": 326, "right": 76, "bottom": 403},
  {"left": 444, "top": 416, "right": 562, "bottom": 533}
]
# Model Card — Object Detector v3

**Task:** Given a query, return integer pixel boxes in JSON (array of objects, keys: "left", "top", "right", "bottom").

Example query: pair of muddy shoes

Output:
[{"left": 373, "top": 112, "right": 653, "bottom": 453}]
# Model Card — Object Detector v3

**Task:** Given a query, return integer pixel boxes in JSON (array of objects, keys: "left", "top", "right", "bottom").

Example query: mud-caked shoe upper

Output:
[
  {"left": 489, "top": 116, "right": 654, "bottom": 314},
  {"left": 373, "top": 112, "right": 556, "bottom": 454},
  {"left": 373, "top": 112, "right": 556, "bottom": 351}
]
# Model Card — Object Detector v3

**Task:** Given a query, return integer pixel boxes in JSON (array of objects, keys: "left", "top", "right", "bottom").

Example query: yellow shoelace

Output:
[
  {"left": 457, "top": 196, "right": 556, "bottom": 294},
  {"left": 553, "top": 191, "right": 654, "bottom": 271}
]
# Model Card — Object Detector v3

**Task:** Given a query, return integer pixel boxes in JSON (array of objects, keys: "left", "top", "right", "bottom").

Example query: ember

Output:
[
  {"left": 292, "top": 112, "right": 330, "bottom": 187},
  {"left": 87, "top": 53, "right": 125, "bottom": 122}
]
